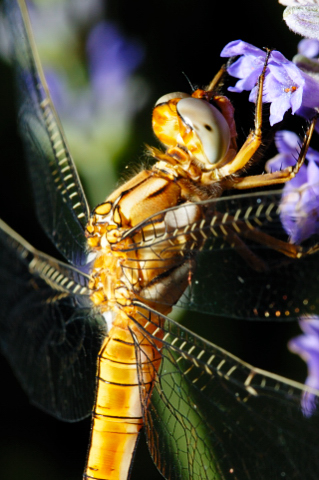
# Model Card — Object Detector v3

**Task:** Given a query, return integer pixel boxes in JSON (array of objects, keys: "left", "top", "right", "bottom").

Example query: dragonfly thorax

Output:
[
  {"left": 86, "top": 169, "right": 204, "bottom": 320},
  {"left": 152, "top": 90, "right": 232, "bottom": 168}
]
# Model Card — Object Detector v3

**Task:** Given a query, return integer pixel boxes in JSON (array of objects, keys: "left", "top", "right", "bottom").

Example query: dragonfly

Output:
[{"left": 1, "top": 1, "right": 319, "bottom": 479}]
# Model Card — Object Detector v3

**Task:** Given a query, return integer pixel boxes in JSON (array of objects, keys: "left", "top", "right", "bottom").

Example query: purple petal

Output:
[
  {"left": 269, "top": 49, "right": 292, "bottom": 65},
  {"left": 307, "top": 159, "right": 319, "bottom": 180},
  {"left": 269, "top": 93, "right": 293, "bottom": 125},
  {"left": 268, "top": 129, "right": 319, "bottom": 247},
  {"left": 87, "top": 21, "right": 143, "bottom": 80},
  {"left": 247, "top": 60, "right": 305, "bottom": 125},
  {"left": 298, "top": 38, "right": 319, "bottom": 58},
  {"left": 288, "top": 316, "right": 319, "bottom": 416},
  {"left": 276, "top": 130, "right": 301, "bottom": 154},
  {"left": 280, "top": 160, "right": 319, "bottom": 243},
  {"left": 287, "top": 163, "right": 308, "bottom": 188},
  {"left": 305, "top": 146, "right": 319, "bottom": 163},
  {"left": 248, "top": 86, "right": 258, "bottom": 103},
  {"left": 228, "top": 70, "right": 262, "bottom": 93},
  {"left": 220, "top": 40, "right": 265, "bottom": 58},
  {"left": 296, "top": 105, "right": 319, "bottom": 121},
  {"left": 264, "top": 61, "right": 319, "bottom": 123},
  {"left": 227, "top": 55, "right": 264, "bottom": 80},
  {"left": 304, "top": 161, "right": 319, "bottom": 198},
  {"left": 298, "top": 71, "right": 319, "bottom": 109},
  {"left": 266, "top": 153, "right": 297, "bottom": 172},
  {"left": 290, "top": 84, "right": 304, "bottom": 113},
  {"left": 265, "top": 130, "right": 304, "bottom": 175},
  {"left": 86, "top": 21, "right": 144, "bottom": 106},
  {"left": 269, "top": 61, "right": 304, "bottom": 87}
]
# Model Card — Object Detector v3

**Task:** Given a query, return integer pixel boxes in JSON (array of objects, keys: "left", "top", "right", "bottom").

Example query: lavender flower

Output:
[
  {"left": 0, "top": 0, "right": 148, "bottom": 207},
  {"left": 86, "top": 21, "right": 144, "bottom": 111},
  {"left": 44, "top": 20, "right": 145, "bottom": 127},
  {"left": 220, "top": 40, "right": 319, "bottom": 125},
  {"left": 298, "top": 38, "right": 319, "bottom": 58},
  {"left": 288, "top": 316, "right": 319, "bottom": 417},
  {"left": 220, "top": 40, "right": 319, "bottom": 244},
  {"left": 266, "top": 130, "right": 319, "bottom": 243}
]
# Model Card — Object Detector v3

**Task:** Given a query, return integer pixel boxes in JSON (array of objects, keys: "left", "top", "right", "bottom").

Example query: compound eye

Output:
[
  {"left": 177, "top": 97, "right": 230, "bottom": 164},
  {"left": 154, "top": 92, "right": 190, "bottom": 107}
]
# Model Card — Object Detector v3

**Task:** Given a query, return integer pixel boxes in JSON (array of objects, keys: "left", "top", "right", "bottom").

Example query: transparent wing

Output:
[
  {"left": 116, "top": 187, "right": 319, "bottom": 321},
  {"left": 3, "top": 0, "right": 90, "bottom": 266},
  {"left": 0, "top": 220, "right": 106, "bottom": 421},
  {"left": 134, "top": 303, "right": 319, "bottom": 480}
]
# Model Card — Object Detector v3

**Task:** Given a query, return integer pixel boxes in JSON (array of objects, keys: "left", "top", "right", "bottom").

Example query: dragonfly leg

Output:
[
  {"left": 205, "top": 63, "right": 228, "bottom": 94},
  {"left": 213, "top": 50, "right": 272, "bottom": 178},
  {"left": 222, "top": 117, "right": 317, "bottom": 190},
  {"left": 239, "top": 224, "right": 319, "bottom": 259},
  {"left": 205, "top": 55, "right": 242, "bottom": 96},
  {"left": 217, "top": 225, "right": 269, "bottom": 272},
  {"left": 210, "top": 210, "right": 319, "bottom": 264}
]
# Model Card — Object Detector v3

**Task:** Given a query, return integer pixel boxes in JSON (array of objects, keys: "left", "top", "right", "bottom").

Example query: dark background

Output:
[{"left": 0, "top": 1, "right": 309, "bottom": 479}]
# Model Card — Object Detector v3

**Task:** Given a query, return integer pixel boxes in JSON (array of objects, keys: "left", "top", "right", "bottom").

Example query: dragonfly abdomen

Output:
[{"left": 84, "top": 315, "right": 161, "bottom": 480}]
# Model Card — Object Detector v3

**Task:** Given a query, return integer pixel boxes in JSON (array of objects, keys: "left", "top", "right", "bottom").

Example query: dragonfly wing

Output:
[
  {"left": 3, "top": 0, "right": 90, "bottom": 266},
  {"left": 178, "top": 188, "right": 319, "bottom": 320},
  {"left": 0, "top": 220, "right": 106, "bottom": 421},
  {"left": 133, "top": 303, "right": 319, "bottom": 480},
  {"left": 120, "top": 188, "right": 319, "bottom": 320}
]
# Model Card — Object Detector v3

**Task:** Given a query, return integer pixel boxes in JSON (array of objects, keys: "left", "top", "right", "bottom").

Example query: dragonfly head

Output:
[{"left": 152, "top": 90, "right": 236, "bottom": 168}]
